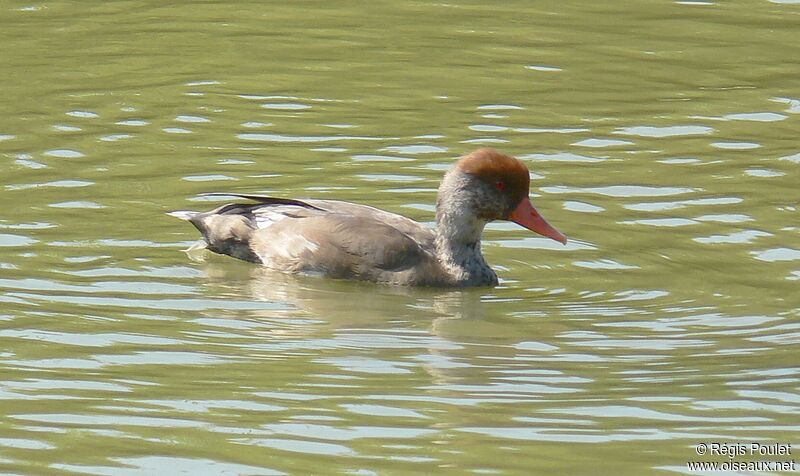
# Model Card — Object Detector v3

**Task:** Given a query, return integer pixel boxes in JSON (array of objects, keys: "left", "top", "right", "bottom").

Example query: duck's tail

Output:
[
  {"left": 166, "top": 210, "right": 199, "bottom": 221},
  {"left": 167, "top": 208, "right": 260, "bottom": 263},
  {"left": 167, "top": 210, "right": 208, "bottom": 257}
]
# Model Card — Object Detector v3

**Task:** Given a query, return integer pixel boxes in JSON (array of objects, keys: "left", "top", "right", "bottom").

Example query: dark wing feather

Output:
[{"left": 199, "top": 193, "right": 325, "bottom": 212}]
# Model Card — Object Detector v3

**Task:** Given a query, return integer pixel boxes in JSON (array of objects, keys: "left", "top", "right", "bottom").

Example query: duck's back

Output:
[{"left": 174, "top": 195, "right": 444, "bottom": 285}]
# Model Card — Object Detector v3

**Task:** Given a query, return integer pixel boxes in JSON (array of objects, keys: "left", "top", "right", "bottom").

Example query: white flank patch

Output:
[{"left": 254, "top": 210, "right": 291, "bottom": 229}]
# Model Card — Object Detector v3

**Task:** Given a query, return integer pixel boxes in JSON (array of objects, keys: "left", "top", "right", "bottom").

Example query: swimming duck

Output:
[{"left": 169, "top": 148, "right": 566, "bottom": 286}]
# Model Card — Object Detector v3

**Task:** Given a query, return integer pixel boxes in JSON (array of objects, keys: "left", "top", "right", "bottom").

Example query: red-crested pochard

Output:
[{"left": 169, "top": 148, "right": 566, "bottom": 286}]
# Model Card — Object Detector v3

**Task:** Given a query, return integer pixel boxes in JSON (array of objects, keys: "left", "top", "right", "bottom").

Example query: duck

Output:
[{"left": 169, "top": 148, "right": 567, "bottom": 287}]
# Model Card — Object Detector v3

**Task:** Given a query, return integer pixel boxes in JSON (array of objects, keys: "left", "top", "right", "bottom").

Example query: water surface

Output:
[{"left": 1, "top": 0, "right": 798, "bottom": 474}]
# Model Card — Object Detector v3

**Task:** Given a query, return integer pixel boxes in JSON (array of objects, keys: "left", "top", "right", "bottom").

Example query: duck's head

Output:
[{"left": 436, "top": 148, "right": 567, "bottom": 245}]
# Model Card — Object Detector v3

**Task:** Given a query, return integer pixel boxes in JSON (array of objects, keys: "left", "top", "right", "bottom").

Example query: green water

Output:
[{"left": 1, "top": 0, "right": 798, "bottom": 474}]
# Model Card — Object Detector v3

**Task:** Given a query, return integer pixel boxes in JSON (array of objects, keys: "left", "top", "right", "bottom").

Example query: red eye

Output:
[{"left": 495, "top": 181, "right": 506, "bottom": 191}]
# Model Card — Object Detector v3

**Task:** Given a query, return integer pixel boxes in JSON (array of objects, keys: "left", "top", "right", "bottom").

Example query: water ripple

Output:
[
  {"left": 615, "top": 125, "right": 713, "bottom": 137},
  {"left": 543, "top": 185, "right": 695, "bottom": 197}
]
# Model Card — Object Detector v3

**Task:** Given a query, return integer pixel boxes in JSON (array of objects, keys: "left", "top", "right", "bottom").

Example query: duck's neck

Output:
[{"left": 434, "top": 177, "right": 498, "bottom": 286}]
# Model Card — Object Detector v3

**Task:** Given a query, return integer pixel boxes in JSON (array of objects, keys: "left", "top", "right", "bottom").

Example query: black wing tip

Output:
[
  {"left": 199, "top": 192, "right": 274, "bottom": 200},
  {"left": 196, "top": 193, "right": 325, "bottom": 211}
]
